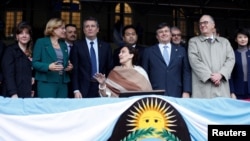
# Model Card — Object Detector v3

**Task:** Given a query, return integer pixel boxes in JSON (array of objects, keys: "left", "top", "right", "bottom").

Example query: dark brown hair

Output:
[
  {"left": 16, "top": 21, "right": 33, "bottom": 57},
  {"left": 234, "top": 27, "right": 250, "bottom": 46},
  {"left": 121, "top": 44, "right": 138, "bottom": 65}
]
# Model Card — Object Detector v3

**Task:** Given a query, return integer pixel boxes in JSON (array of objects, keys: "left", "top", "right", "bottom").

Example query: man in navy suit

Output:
[
  {"left": 141, "top": 22, "right": 191, "bottom": 98},
  {"left": 70, "top": 16, "right": 113, "bottom": 98}
]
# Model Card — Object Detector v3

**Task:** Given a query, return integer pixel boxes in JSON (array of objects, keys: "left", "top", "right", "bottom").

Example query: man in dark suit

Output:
[
  {"left": 65, "top": 23, "right": 77, "bottom": 98},
  {"left": 65, "top": 24, "right": 77, "bottom": 56},
  {"left": 113, "top": 25, "right": 145, "bottom": 66},
  {"left": 141, "top": 23, "right": 191, "bottom": 98},
  {"left": 70, "top": 16, "right": 113, "bottom": 98},
  {"left": 0, "top": 41, "right": 6, "bottom": 96}
]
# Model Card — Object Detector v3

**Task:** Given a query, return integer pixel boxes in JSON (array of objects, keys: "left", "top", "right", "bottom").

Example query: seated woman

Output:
[{"left": 94, "top": 44, "right": 152, "bottom": 97}]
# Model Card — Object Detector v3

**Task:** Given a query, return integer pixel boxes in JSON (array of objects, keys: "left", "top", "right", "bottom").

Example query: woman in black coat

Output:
[{"left": 1, "top": 22, "right": 34, "bottom": 98}]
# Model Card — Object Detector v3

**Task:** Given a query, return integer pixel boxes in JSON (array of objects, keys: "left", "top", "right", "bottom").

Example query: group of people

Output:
[{"left": 0, "top": 14, "right": 250, "bottom": 100}]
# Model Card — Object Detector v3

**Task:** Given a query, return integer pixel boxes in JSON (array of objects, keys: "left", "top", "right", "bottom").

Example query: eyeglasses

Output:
[
  {"left": 199, "top": 21, "right": 209, "bottom": 26},
  {"left": 172, "top": 34, "right": 181, "bottom": 37}
]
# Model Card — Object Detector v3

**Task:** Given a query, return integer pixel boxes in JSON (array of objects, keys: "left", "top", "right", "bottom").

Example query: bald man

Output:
[{"left": 188, "top": 14, "right": 235, "bottom": 98}]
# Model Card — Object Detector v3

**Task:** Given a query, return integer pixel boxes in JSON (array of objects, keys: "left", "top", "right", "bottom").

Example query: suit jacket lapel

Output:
[
  {"left": 44, "top": 37, "right": 57, "bottom": 61},
  {"left": 169, "top": 44, "right": 178, "bottom": 66},
  {"left": 153, "top": 44, "right": 167, "bottom": 65},
  {"left": 97, "top": 40, "right": 102, "bottom": 68},
  {"left": 59, "top": 41, "right": 68, "bottom": 66},
  {"left": 82, "top": 39, "right": 91, "bottom": 64}
]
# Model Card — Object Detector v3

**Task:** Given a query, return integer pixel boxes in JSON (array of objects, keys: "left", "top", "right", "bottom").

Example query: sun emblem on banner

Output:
[
  {"left": 108, "top": 97, "right": 191, "bottom": 141},
  {"left": 124, "top": 98, "right": 178, "bottom": 140}
]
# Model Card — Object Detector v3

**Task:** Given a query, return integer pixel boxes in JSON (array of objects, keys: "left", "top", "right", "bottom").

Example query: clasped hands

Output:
[
  {"left": 210, "top": 73, "right": 222, "bottom": 87},
  {"left": 49, "top": 61, "right": 73, "bottom": 72}
]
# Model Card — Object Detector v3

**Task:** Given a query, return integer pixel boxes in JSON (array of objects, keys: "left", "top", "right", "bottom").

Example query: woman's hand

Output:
[
  {"left": 11, "top": 94, "right": 18, "bottom": 98},
  {"left": 93, "top": 73, "right": 106, "bottom": 85},
  {"left": 74, "top": 92, "right": 82, "bottom": 98},
  {"left": 64, "top": 61, "right": 73, "bottom": 71},
  {"left": 49, "top": 62, "right": 64, "bottom": 71},
  {"left": 31, "top": 77, "right": 35, "bottom": 85}
]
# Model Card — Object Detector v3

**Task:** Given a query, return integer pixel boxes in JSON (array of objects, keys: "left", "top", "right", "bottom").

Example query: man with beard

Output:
[
  {"left": 65, "top": 24, "right": 77, "bottom": 56},
  {"left": 65, "top": 24, "right": 77, "bottom": 98}
]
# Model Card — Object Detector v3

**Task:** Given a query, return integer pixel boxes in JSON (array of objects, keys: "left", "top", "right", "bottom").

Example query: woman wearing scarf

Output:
[{"left": 94, "top": 44, "right": 152, "bottom": 97}]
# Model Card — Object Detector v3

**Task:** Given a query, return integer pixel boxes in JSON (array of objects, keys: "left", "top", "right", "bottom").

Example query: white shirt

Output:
[{"left": 65, "top": 41, "right": 72, "bottom": 55}]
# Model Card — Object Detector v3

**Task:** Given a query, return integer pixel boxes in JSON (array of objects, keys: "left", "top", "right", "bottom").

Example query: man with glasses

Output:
[
  {"left": 171, "top": 26, "right": 188, "bottom": 52},
  {"left": 171, "top": 26, "right": 185, "bottom": 46},
  {"left": 188, "top": 14, "right": 235, "bottom": 98}
]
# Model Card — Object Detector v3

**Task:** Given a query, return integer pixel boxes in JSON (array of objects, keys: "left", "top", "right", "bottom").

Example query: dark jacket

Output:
[
  {"left": 1, "top": 44, "right": 32, "bottom": 98},
  {"left": 142, "top": 43, "right": 191, "bottom": 97},
  {"left": 229, "top": 49, "right": 250, "bottom": 96},
  {"left": 70, "top": 38, "right": 113, "bottom": 97},
  {"left": 0, "top": 41, "right": 6, "bottom": 96}
]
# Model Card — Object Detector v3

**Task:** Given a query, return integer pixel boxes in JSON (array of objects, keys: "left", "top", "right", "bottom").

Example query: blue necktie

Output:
[
  {"left": 163, "top": 46, "right": 170, "bottom": 65},
  {"left": 90, "top": 41, "right": 97, "bottom": 77}
]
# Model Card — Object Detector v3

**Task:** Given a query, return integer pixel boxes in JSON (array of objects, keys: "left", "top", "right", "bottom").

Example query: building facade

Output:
[{"left": 1, "top": 0, "right": 250, "bottom": 46}]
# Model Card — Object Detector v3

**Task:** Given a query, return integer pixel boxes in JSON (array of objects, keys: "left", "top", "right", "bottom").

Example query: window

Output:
[
  {"left": 173, "top": 8, "right": 186, "bottom": 36},
  {"left": 193, "top": 9, "right": 202, "bottom": 36},
  {"left": 194, "top": 22, "right": 200, "bottom": 36},
  {"left": 115, "top": 3, "right": 132, "bottom": 26},
  {"left": 5, "top": 11, "right": 23, "bottom": 38},
  {"left": 61, "top": 0, "right": 81, "bottom": 36}
]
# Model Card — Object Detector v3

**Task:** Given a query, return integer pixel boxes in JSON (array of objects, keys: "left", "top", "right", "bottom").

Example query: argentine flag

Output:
[{"left": 0, "top": 95, "right": 250, "bottom": 141}]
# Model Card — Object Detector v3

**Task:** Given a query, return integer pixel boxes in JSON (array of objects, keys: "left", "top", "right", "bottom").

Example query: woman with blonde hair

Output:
[{"left": 32, "top": 18, "right": 73, "bottom": 98}]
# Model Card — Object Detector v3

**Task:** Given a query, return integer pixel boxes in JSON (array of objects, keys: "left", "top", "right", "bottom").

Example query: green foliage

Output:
[
  {"left": 120, "top": 127, "right": 155, "bottom": 141},
  {"left": 157, "top": 129, "right": 181, "bottom": 141},
  {"left": 120, "top": 128, "right": 181, "bottom": 141}
]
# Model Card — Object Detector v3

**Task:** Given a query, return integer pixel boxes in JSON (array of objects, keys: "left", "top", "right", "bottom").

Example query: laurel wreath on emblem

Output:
[{"left": 120, "top": 127, "right": 181, "bottom": 141}]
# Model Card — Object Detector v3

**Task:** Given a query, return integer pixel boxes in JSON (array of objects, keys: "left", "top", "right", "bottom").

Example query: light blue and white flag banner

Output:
[{"left": 0, "top": 95, "right": 250, "bottom": 141}]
